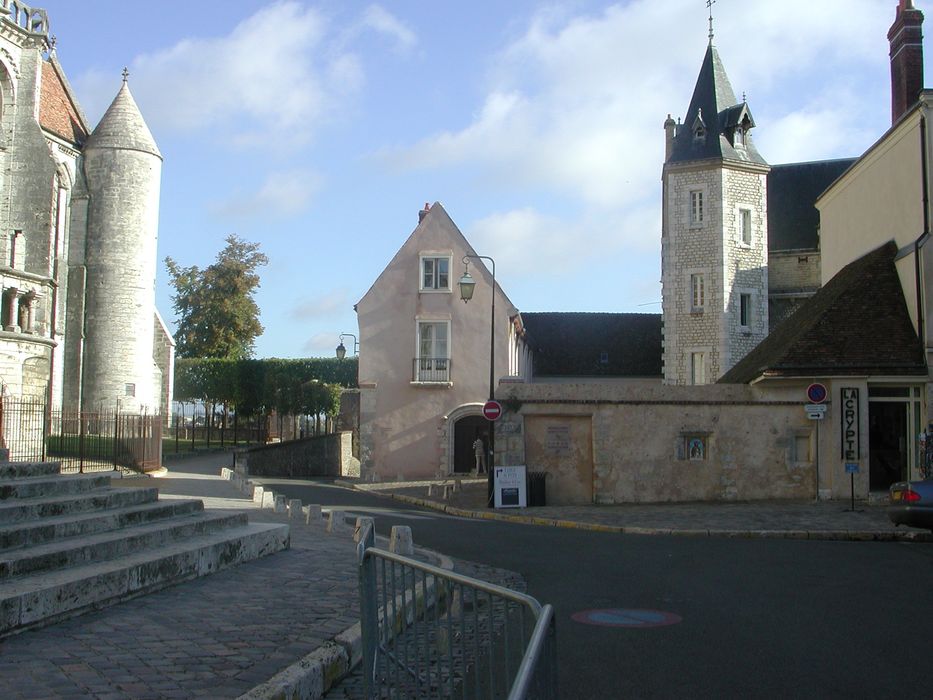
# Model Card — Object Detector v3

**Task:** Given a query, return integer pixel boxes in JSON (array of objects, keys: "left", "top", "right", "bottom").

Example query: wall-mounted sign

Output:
[
  {"left": 545, "top": 426, "right": 571, "bottom": 454},
  {"left": 841, "top": 388, "right": 860, "bottom": 460},
  {"left": 807, "top": 383, "right": 828, "bottom": 403}
]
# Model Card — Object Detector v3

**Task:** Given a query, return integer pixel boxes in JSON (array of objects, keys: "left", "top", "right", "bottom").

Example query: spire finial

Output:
[
  {"left": 707, "top": 0, "right": 716, "bottom": 44},
  {"left": 122, "top": 67, "right": 129, "bottom": 84}
]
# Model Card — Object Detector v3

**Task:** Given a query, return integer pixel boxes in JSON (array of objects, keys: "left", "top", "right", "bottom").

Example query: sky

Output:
[{"left": 34, "top": 0, "right": 933, "bottom": 359}]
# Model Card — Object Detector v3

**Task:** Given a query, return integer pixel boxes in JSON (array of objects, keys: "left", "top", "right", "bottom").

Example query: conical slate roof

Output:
[
  {"left": 668, "top": 44, "right": 766, "bottom": 166},
  {"left": 85, "top": 81, "right": 161, "bottom": 158}
]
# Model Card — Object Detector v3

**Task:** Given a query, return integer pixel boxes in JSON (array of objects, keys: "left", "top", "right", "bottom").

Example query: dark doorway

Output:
[
  {"left": 869, "top": 402, "right": 908, "bottom": 491},
  {"left": 454, "top": 415, "right": 488, "bottom": 473}
]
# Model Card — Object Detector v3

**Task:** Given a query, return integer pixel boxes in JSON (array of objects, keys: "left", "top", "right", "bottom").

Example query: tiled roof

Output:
[
  {"left": 522, "top": 312, "right": 662, "bottom": 378},
  {"left": 38, "top": 60, "right": 88, "bottom": 145},
  {"left": 767, "top": 159, "right": 857, "bottom": 251},
  {"left": 667, "top": 44, "right": 767, "bottom": 167},
  {"left": 719, "top": 242, "right": 927, "bottom": 383}
]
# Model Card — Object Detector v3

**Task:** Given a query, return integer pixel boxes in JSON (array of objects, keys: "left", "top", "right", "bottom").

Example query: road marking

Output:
[{"left": 571, "top": 608, "right": 682, "bottom": 628}]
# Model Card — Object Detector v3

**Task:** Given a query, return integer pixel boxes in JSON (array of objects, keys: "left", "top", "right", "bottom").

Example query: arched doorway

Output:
[{"left": 453, "top": 415, "right": 489, "bottom": 473}]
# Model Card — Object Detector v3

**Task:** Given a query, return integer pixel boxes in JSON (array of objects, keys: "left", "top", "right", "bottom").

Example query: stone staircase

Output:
[{"left": 0, "top": 452, "right": 289, "bottom": 637}]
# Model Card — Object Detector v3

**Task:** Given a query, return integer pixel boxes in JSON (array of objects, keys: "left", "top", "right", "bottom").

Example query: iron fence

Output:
[
  {"left": 358, "top": 527, "right": 557, "bottom": 699},
  {"left": 0, "top": 396, "right": 162, "bottom": 474}
]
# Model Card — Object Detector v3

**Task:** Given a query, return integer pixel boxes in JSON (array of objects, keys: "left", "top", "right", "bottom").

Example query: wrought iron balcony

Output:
[{"left": 413, "top": 357, "right": 450, "bottom": 383}]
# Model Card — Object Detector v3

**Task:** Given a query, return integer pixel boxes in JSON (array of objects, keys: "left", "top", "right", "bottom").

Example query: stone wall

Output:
[
  {"left": 235, "top": 431, "right": 359, "bottom": 479},
  {"left": 337, "top": 389, "right": 360, "bottom": 458},
  {"left": 496, "top": 381, "right": 815, "bottom": 504}
]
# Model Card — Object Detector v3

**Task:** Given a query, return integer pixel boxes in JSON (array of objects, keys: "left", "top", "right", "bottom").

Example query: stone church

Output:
[{"left": 0, "top": 2, "right": 173, "bottom": 414}]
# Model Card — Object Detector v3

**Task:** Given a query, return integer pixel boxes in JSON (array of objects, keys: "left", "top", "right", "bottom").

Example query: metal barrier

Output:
[{"left": 358, "top": 526, "right": 557, "bottom": 699}]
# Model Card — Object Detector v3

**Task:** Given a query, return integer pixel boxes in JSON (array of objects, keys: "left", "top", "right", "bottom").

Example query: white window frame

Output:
[
  {"left": 419, "top": 254, "right": 451, "bottom": 292},
  {"left": 690, "top": 351, "right": 708, "bottom": 385},
  {"left": 738, "top": 207, "right": 752, "bottom": 247},
  {"left": 739, "top": 292, "right": 752, "bottom": 329},
  {"left": 689, "top": 190, "right": 704, "bottom": 226},
  {"left": 415, "top": 319, "right": 450, "bottom": 382},
  {"left": 690, "top": 273, "right": 706, "bottom": 312}
]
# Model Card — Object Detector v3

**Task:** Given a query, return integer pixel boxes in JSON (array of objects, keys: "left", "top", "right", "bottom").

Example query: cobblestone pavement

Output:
[
  {"left": 0, "top": 453, "right": 363, "bottom": 700},
  {"left": 347, "top": 479, "right": 933, "bottom": 539}
]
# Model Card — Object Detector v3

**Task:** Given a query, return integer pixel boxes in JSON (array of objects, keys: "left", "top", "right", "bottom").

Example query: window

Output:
[
  {"left": 739, "top": 208, "right": 752, "bottom": 246},
  {"left": 691, "top": 274, "right": 705, "bottom": 311},
  {"left": 691, "top": 352, "right": 707, "bottom": 385},
  {"left": 739, "top": 293, "right": 751, "bottom": 328},
  {"left": 416, "top": 321, "right": 449, "bottom": 382},
  {"left": 125, "top": 383, "right": 136, "bottom": 397},
  {"left": 690, "top": 190, "right": 704, "bottom": 225},
  {"left": 734, "top": 127, "right": 746, "bottom": 148},
  {"left": 420, "top": 256, "right": 450, "bottom": 291}
]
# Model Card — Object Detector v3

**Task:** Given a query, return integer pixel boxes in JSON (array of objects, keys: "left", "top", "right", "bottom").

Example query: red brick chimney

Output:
[
  {"left": 418, "top": 202, "right": 431, "bottom": 223},
  {"left": 889, "top": 0, "right": 925, "bottom": 124}
]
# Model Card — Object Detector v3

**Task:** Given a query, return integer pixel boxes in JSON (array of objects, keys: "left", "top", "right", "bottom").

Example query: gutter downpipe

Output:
[{"left": 916, "top": 114, "right": 929, "bottom": 350}]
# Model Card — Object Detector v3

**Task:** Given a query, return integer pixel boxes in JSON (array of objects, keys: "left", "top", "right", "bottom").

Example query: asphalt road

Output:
[{"left": 265, "top": 479, "right": 933, "bottom": 699}]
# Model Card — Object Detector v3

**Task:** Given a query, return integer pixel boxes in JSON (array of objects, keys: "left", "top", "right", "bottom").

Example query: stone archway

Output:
[{"left": 441, "top": 403, "right": 483, "bottom": 475}]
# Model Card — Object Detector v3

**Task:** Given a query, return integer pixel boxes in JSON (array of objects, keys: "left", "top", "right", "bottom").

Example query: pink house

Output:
[{"left": 355, "top": 203, "right": 530, "bottom": 480}]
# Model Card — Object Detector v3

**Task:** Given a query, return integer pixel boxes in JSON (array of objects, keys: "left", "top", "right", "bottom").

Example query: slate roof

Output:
[
  {"left": 521, "top": 312, "right": 662, "bottom": 378},
  {"left": 767, "top": 159, "right": 857, "bottom": 251},
  {"left": 719, "top": 242, "right": 927, "bottom": 383},
  {"left": 668, "top": 44, "right": 767, "bottom": 167},
  {"left": 38, "top": 60, "right": 89, "bottom": 146}
]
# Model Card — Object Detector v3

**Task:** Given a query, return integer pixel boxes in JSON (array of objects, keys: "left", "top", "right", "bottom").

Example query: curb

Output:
[{"left": 334, "top": 481, "right": 933, "bottom": 544}]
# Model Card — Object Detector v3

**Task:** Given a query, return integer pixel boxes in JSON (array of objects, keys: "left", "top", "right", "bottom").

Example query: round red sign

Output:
[{"left": 483, "top": 400, "right": 503, "bottom": 421}]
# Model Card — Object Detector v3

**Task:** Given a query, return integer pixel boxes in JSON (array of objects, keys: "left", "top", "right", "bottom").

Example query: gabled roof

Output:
[
  {"left": 38, "top": 58, "right": 89, "bottom": 146},
  {"left": 521, "top": 312, "right": 662, "bottom": 378},
  {"left": 719, "top": 242, "right": 927, "bottom": 383},
  {"left": 668, "top": 44, "right": 767, "bottom": 167},
  {"left": 767, "top": 159, "right": 857, "bottom": 251}
]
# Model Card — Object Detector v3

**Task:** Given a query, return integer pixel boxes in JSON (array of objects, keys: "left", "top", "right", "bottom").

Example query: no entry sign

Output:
[{"left": 483, "top": 400, "right": 503, "bottom": 421}]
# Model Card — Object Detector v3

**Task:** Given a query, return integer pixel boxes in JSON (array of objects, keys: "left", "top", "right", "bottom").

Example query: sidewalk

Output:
[{"left": 339, "top": 477, "right": 933, "bottom": 542}]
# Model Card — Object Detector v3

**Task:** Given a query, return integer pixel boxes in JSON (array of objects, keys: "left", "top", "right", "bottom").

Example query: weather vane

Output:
[{"left": 707, "top": 0, "right": 716, "bottom": 44}]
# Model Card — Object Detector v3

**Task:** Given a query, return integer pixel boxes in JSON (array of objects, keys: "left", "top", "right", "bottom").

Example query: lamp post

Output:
[
  {"left": 335, "top": 333, "right": 359, "bottom": 359},
  {"left": 458, "top": 254, "right": 496, "bottom": 507}
]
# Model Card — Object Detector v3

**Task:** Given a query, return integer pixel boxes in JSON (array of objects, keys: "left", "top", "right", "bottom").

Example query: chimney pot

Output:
[{"left": 889, "top": 0, "right": 924, "bottom": 124}]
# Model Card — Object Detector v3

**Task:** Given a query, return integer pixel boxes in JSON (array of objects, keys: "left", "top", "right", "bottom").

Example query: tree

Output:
[{"left": 166, "top": 235, "right": 269, "bottom": 359}]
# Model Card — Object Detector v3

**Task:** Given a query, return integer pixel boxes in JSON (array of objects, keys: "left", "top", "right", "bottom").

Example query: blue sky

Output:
[{"left": 39, "top": 0, "right": 932, "bottom": 358}]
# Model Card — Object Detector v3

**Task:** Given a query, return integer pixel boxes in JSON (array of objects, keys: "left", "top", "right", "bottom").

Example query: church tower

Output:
[
  {"left": 661, "top": 30, "right": 770, "bottom": 385},
  {"left": 71, "top": 76, "right": 163, "bottom": 413}
]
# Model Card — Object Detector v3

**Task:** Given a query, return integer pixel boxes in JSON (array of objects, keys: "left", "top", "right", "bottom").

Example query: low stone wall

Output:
[
  {"left": 496, "top": 382, "right": 816, "bottom": 504},
  {"left": 235, "top": 431, "right": 360, "bottom": 479}
]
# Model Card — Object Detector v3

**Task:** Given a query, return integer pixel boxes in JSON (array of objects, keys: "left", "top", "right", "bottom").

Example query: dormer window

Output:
[
  {"left": 734, "top": 126, "right": 746, "bottom": 148},
  {"left": 692, "top": 110, "right": 707, "bottom": 143}
]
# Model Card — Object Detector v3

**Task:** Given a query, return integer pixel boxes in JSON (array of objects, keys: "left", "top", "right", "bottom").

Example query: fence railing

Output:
[
  {"left": 0, "top": 396, "right": 162, "bottom": 474},
  {"left": 358, "top": 527, "right": 557, "bottom": 699},
  {"left": 413, "top": 357, "right": 451, "bottom": 383}
]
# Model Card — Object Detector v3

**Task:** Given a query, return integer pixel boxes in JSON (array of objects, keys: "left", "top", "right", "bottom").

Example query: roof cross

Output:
[
  {"left": 122, "top": 67, "right": 129, "bottom": 83},
  {"left": 707, "top": 0, "right": 716, "bottom": 44}
]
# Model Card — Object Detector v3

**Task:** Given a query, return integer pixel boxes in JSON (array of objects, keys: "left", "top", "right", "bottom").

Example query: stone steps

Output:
[{"left": 0, "top": 455, "right": 289, "bottom": 637}]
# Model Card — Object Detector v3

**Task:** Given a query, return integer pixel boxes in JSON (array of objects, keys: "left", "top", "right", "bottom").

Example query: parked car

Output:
[{"left": 888, "top": 480, "right": 933, "bottom": 531}]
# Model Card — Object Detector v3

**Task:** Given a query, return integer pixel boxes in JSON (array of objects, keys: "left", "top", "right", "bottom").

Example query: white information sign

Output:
[{"left": 494, "top": 465, "right": 527, "bottom": 509}]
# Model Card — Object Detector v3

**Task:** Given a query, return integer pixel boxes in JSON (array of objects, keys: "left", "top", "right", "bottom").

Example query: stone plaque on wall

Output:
[{"left": 545, "top": 425, "right": 571, "bottom": 454}]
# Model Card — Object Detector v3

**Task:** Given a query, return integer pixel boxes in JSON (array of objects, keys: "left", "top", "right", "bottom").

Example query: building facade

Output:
[{"left": 0, "top": 2, "right": 173, "bottom": 415}]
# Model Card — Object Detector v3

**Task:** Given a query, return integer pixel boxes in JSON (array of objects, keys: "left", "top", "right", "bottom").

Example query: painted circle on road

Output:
[{"left": 572, "top": 608, "right": 682, "bottom": 628}]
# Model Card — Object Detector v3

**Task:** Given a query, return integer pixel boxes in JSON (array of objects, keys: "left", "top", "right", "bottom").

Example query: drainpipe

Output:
[{"left": 916, "top": 115, "right": 930, "bottom": 348}]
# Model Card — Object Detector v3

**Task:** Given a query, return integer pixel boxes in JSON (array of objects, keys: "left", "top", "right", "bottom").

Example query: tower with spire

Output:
[{"left": 661, "top": 19, "right": 770, "bottom": 385}]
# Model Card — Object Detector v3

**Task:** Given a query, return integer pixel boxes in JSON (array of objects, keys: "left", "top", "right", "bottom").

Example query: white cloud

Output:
[
  {"left": 302, "top": 331, "right": 346, "bottom": 355},
  {"left": 76, "top": 1, "right": 363, "bottom": 145},
  {"left": 360, "top": 5, "right": 416, "bottom": 52},
  {"left": 212, "top": 169, "right": 322, "bottom": 219},
  {"left": 380, "top": 0, "right": 897, "bottom": 261}
]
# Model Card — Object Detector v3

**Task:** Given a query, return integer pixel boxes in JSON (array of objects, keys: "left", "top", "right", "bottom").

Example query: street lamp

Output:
[
  {"left": 459, "top": 254, "right": 496, "bottom": 507},
  {"left": 335, "top": 333, "right": 359, "bottom": 360}
]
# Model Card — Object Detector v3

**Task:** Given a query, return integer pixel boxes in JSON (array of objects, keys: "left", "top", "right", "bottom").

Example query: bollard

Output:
[
  {"left": 454, "top": 479, "right": 462, "bottom": 492},
  {"left": 287, "top": 499, "right": 302, "bottom": 519},
  {"left": 389, "top": 525, "right": 414, "bottom": 556},
  {"left": 442, "top": 484, "right": 453, "bottom": 499},
  {"left": 261, "top": 491, "right": 276, "bottom": 510},
  {"left": 327, "top": 510, "right": 348, "bottom": 533},
  {"left": 273, "top": 494, "right": 287, "bottom": 514},
  {"left": 427, "top": 484, "right": 435, "bottom": 496},
  {"left": 252, "top": 485, "right": 265, "bottom": 504},
  {"left": 354, "top": 516, "right": 375, "bottom": 543},
  {"left": 303, "top": 504, "right": 323, "bottom": 525}
]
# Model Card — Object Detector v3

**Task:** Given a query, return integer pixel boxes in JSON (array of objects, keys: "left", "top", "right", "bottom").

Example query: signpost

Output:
[
  {"left": 493, "top": 465, "right": 527, "bottom": 508},
  {"left": 805, "top": 384, "right": 827, "bottom": 502},
  {"left": 846, "top": 462, "right": 860, "bottom": 512}
]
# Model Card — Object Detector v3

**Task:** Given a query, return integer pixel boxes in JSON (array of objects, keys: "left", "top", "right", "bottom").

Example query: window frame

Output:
[
  {"left": 689, "top": 190, "right": 704, "bottom": 226},
  {"left": 419, "top": 254, "right": 452, "bottom": 292},
  {"left": 738, "top": 207, "right": 752, "bottom": 246},
  {"left": 415, "top": 319, "right": 451, "bottom": 383},
  {"left": 739, "top": 292, "right": 752, "bottom": 329},
  {"left": 690, "top": 273, "right": 706, "bottom": 312},
  {"left": 690, "top": 351, "right": 707, "bottom": 385}
]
